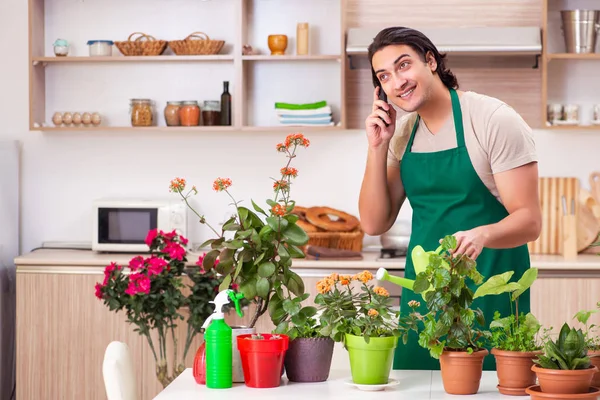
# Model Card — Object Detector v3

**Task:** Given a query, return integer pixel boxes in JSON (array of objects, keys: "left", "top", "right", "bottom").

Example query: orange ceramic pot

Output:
[
  {"left": 268, "top": 35, "right": 287, "bottom": 55},
  {"left": 440, "top": 349, "right": 488, "bottom": 395},
  {"left": 532, "top": 364, "right": 598, "bottom": 394}
]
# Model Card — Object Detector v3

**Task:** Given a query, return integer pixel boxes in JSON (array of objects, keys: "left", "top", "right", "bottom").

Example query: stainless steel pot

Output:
[{"left": 380, "top": 219, "right": 411, "bottom": 250}]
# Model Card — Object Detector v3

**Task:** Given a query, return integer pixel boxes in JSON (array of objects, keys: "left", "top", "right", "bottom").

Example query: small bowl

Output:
[{"left": 268, "top": 35, "right": 288, "bottom": 55}]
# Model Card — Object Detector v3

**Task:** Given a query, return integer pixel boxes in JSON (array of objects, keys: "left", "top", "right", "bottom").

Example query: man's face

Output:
[{"left": 371, "top": 44, "right": 437, "bottom": 113}]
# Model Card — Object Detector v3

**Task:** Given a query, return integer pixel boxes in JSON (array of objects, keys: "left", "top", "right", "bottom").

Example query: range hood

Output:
[{"left": 346, "top": 26, "right": 542, "bottom": 56}]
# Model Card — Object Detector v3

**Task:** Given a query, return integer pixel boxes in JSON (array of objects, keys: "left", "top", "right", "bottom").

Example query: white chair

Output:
[{"left": 102, "top": 341, "right": 138, "bottom": 400}]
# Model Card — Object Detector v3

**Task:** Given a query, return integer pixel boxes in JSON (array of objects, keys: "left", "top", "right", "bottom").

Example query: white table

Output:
[{"left": 153, "top": 368, "right": 512, "bottom": 399}]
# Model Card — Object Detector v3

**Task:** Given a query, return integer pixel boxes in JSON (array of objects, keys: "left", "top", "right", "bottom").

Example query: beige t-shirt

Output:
[{"left": 387, "top": 91, "right": 537, "bottom": 204}]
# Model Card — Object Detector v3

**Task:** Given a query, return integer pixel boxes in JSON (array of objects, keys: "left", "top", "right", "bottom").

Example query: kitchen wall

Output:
[{"left": 1, "top": 0, "right": 600, "bottom": 253}]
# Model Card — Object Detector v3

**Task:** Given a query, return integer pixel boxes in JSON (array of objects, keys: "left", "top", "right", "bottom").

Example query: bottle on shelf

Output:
[
  {"left": 199, "top": 289, "right": 245, "bottom": 389},
  {"left": 296, "top": 23, "right": 309, "bottom": 55},
  {"left": 220, "top": 81, "right": 231, "bottom": 126}
]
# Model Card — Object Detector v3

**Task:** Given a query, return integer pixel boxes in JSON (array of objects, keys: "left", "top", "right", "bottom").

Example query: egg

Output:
[
  {"left": 52, "top": 112, "right": 63, "bottom": 126},
  {"left": 72, "top": 112, "right": 82, "bottom": 125},
  {"left": 82, "top": 112, "right": 92, "bottom": 125},
  {"left": 62, "top": 112, "right": 73, "bottom": 125},
  {"left": 91, "top": 112, "right": 101, "bottom": 126}
]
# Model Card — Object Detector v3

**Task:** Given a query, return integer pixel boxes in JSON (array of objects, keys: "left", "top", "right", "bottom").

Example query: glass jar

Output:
[
  {"left": 130, "top": 99, "right": 154, "bottom": 127},
  {"left": 164, "top": 101, "right": 182, "bottom": 126},
  {"left": 179, "top": 101, "right": 201, "bottom": 126},
  {"left": 202, "top": 100, "right": 221, "bottom": 126}
]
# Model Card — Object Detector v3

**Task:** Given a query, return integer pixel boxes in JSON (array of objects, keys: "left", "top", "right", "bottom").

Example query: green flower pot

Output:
[{"left": 345, "top": 333, "right": 398, "bottom": 385}]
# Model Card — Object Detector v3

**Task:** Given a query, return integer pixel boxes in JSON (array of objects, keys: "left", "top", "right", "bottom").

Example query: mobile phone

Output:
[{"left": 377, "top": 85, "right": 390, "bottom": 127}]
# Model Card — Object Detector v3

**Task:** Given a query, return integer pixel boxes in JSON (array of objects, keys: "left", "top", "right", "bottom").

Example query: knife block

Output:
[{"left": 562, "top": 214, "right": 578, "bottom": 260}]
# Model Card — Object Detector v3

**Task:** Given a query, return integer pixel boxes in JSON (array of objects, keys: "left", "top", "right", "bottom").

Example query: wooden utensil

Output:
[
  {"left": 528, "top": 177, "right": 579, "bottom": 255},
  {"left": 562, "top": 195, "right": 578, "bottom": 260},
  {"left": 590, "top": 172, "right": 600, "bottom": 203}
]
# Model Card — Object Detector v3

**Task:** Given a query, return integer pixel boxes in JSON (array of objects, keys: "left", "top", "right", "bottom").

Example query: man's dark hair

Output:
[{"left": 367, "top": 27, "right": 459, "bottom": 91}]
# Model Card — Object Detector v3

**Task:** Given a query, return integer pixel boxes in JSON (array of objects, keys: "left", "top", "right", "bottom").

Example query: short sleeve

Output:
[
  {"left": 485, "top": 105, "right": 538, "bottom": 174},
  {"left": 386, "top": 112, "right": 417, "bottom": 169}
]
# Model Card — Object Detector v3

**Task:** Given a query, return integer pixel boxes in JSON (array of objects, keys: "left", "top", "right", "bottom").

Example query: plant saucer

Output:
[
  {"left": 525, "top": 385, "right": 600, "bottom": 399},
  {"left": 343, "top": 378, "right": 400, "bottom": 391}
]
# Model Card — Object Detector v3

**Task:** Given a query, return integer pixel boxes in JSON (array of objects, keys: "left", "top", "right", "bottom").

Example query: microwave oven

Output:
[{"left": 92, "top": 198, "right": 188, "bottom": 252}]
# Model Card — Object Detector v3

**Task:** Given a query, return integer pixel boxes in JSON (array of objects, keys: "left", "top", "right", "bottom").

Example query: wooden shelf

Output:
[
  {"left": 241, "top": 55, "right": 342, "bottom": 61},
  {"left": 33, "top": 126, "right": 237, "bottom": 132},
  {"left": 547, "top": 53, "right": 600, "bottom": 60},
  {"left": 32, "top": 55, "right": 235, "bottom": 64}
]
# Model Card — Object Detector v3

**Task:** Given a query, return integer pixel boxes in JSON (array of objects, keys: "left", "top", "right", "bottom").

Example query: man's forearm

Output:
[
  {"left": 359, "top": 144, "right": 393, "bottom": 235},
  {"left": 479, "top": 208, "right": 542, "bottom": 249}
]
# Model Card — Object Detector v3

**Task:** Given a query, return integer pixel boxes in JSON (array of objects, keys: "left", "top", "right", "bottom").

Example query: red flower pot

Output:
[{"left": 237, "top": 334, "right": 289, "bottom": 388}]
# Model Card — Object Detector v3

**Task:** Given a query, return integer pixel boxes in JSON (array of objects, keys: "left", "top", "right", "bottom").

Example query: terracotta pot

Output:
[
  {"left": 590, "top": 350, "right": 600, "bottom": 388},
  {"left": 492, "top": 348, "right": 542, "bottom": 396},
  {"left": 526, "top": 384, "right": 600, "bottom": 400},
  {"left": 439, "top": 349, "right": 489, "bottom": 395},
  {"left": 268, "top": 35, "right": 288, "bottom": 55},
  {"left": 284, "top": 337, "right": 334, "bottom": 382},
  {"left": 532, "top": 364, "right": 599, "bottom": 394}
]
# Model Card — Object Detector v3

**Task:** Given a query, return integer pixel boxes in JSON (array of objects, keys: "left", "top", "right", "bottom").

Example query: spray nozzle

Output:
[
  {"left": 201, "top": 289, "right": 246, "bottom": 330},
  {"left": 228, "top": 291, "right": 245, "bottom": 317}
]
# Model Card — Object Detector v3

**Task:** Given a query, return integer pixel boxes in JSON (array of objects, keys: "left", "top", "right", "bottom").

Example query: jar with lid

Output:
[
  {"left": 130, "top": 99, "right": 154, "bottom": 127},
  {"left": 179, "top": 101, "right": 201, "bottom": 126},
  {"left": 202, "top": 100, "right": 221, "bottom": 126},
  {"left": 164, "top": 101, "right": 182, "bottom": 126}
]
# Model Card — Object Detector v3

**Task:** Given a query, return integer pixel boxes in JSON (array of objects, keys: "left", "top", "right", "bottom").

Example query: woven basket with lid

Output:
[
  {"left": 168, "top": 32, "right": 225, "bottom": 55},
  {"left": 114, "top": 32, "right": 168, "bottom": 56}
]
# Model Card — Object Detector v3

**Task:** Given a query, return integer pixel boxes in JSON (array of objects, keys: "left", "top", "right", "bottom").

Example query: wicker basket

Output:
[
  {"left": 114, "top": 32, "right": 168, "bottom": 56},
  {"left": 303, "top": 228, "right": 364, "bottom": 252},
  {"left": 168, "top": 32, "right": 225, "bottom": 55}
]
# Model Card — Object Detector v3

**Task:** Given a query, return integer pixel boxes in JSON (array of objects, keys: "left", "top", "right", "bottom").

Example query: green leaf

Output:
[
  {"left": 219, "top": 274, "right": 232, "bottom": 292},
  {"left": 274, "top": 321, "right": 289, "bottom": 334},
  {"left": 286, "top": 244, "right": 305, "bottom": 258},
  {"left": 233, "top": 258, "right": 244, "bottom": 280},
  {"left": 258, "top": 262, "right": 277, "bottom": 278},
  {"left": 433, "top": 268, "right": 451, "bottom": 289},
  {"left": 292, "top": 313, "right": 307, "bottom": 326},
  {"left": 199, "top": 238, "right": 215, "bottom": 248},
  {"left": 300, "top": 306, "right": 317, "bottom": 317},
  {"left": 224, "top": 239, "right": 244, "bottom": 249},
  {"left": 239, "top": 278, "right": 257, "bottom": 300},
  {"left": 512, "top": 268, "right": 538, "bottom": 301},
  {"left": 223, "top": 222, "right": 242, "bottom": 231},
  {"left": 237, "top": 229, "right": 254, "bottom": 239},
  {"left": 286, "top": 271, "right": 305, "bottom": 296},
  {"left": 256, "top": 277, "right": 270, "bottom": 298},
  {"left": 266, "top": 216, "right": 288, "bottom": 232},
  {"left": 282, "top": 223, "right": 310, "bottom": 246},
  {"left": 473, "top": 271, "right": 516, "bottom": 299},
  {"left": 251, "top": 199, "right": 268, "bottom": 216},
  {"left": 285, "top": 214, "right": 300, "bottom": 224},
  {"left": 441, "top": 235, "right": 457, "bottom": 252},
  {"left": 266, "top": 199, "right": 278, "bottom": 207},
  {"left": 277, "top": 243, "right": 290, "bottom": 260},
  {"left": 283, "top": 299, "right": 302, "bottom": 316},
  {"left": 460, "top": 309, "right": 475, "bottom": 326},
  {"left": 413, "top": 274, "right": 431, "bottom": 293},
  {"left": 202, "top": 250, "right": 220, "bottom": 271}
]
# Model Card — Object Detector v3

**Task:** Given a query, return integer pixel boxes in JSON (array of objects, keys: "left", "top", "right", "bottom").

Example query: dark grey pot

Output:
[{"left": 284, "top": 337, "right": 334, "bottom": 382}]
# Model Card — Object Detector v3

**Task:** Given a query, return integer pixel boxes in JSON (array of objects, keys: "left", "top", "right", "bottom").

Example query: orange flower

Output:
[
  {"left": 373, "top": 287, "right": 389, "bottom": 297},
  {"left": 271, "top": 204, "right": 286, "bottom": 217},
  {"left": 169, "top": 177, "right": 186, "bottom": 193},
  {"left": 273, "top": 180, "right": 290, "bottom": 191},
  {"left": 285, "top": 133, "right": 310, "bottom": 148},
  {"left": 276, "top": 143, "right": 287, "bottom": 152},
  {"left": 408, "top": 300, "right": 421, "bottom": 308},
  {"left": 339, "top": 275, "right": 351, "bottom": 285},
  {"left": 353, "top": 270, "right": 373, "bottom": 283},
  {"left": 280, "top": 167, "right": 298, "bottom": 178},
  {"left": 368, "top": 309, "right": 379, "bottom": 318},
  {"left": 329, "top": 273, "right": 340, "bottom": 281},
  {"left": 324, "top": 277, "right": 335, "bottom": 286},
  {"left": 316, "top": 280, "right": 331, "bottom": 294},
  {"left": 213, "top": 177, "right": 232, "bottom": 192}
]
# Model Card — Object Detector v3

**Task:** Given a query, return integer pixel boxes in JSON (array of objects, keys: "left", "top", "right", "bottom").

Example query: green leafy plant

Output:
[
  {"left": 573, "top": 301, "right": 600, "bottom": 351},
  {"left": 534, "top": 322, "right": 591, "bottom": 370},
  {"left": 314, "top": 271, "right": 401, "bottom": 346},
  {"left": 95, "top": 229, "right": 223, "bottom": 387},
  {"left": 473, "top": 268, "right": 545, "bottom": 352},
  {"left": 169, "top": 133, "right": 311, "bottom": 332},
  {"left": 397, "top": 235, "right": 491, "bottom": 359}
]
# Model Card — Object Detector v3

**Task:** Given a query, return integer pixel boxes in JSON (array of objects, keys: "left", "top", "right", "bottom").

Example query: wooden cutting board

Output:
[
  {"left": 577, "top": 188, "right": 600, "bottom": 252},
  {"left": 528, "top": 177, "right": 580, "bottom": 255},
  {"left": 590, "top": 172, "right": 600, "bottom": 204}
]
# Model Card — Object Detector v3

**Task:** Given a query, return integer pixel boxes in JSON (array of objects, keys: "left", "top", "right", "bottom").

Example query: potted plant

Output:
[
  {"left": 236, "top": 333, "right": 290, "bottom": 388},
  {"left": 473, "top": 268, "right": 549, "bottom": 395},
  {"left": 314, "top": 271, "right": 400, "bottom": 385},
  {"left": 531, "top": 322, "right": 598, "bottom": 395},
  {"left": 573, "top": 302, "right": 600, "bottom": 388},
  {"left": 398, "top": 235, "right": 492, "bottom": 395},
  {"left": 281, "top": 306, "right": 335, "bottom": 383},
  {"left": 95, "top": 229, "right": 225, "bottom": 387},
  {"left": 170, "top": 133, "right": 312, "bottom": 384}
]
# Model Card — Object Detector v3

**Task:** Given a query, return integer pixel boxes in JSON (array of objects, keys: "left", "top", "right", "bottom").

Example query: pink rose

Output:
[
  {"left": 129, "top": 256, "right": 144, "bottom": 271},
  {"left": 147, "top": 256, "right": 167, "bottom": 276},
  {"left": 125, "top": 273, "right": 152, "bottom": 296},
  {"left": 95, "top": 283, "right": 103, "bottom": 299},
  {"left": 145, "top": 229, "right": 158, "bottom": 247},
  {"left": 163, "top": 242, "right": 185, "bottom": 261}
]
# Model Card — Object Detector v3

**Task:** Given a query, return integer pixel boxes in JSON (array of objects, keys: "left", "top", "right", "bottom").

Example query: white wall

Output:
[{"left": 1, "top": 0, "right": 600, "bottom": 254}]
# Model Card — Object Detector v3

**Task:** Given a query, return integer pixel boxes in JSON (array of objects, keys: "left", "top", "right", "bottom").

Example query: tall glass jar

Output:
[
  {"left": 179, "top": 101, "right": 201, "bottom": 126},
  {"left": 164, "top": 101, "right": 182, "bottom": 126},
  {"left": 130, "top": 99, "right": 154, "bottom": 127},
  {"left": 202, "top": 100, "right": 221, "bottom": 126}
]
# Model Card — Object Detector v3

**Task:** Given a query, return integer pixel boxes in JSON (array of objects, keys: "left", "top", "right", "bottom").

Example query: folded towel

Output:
[
  {"left": 275, "top": 106, "right": 332, "bottom": 116},
  {"left": 275, "top": 100, "right": 328, "bottom": 110},
  {"left": 305, "top": 245, "right": 363, "bottom": 260},
  {"left": 277, "top": 113, "right": 332, "bottom": 119},
  {"left": 279, "top": 121, "right": 335, "bottom": 126},
  {"left": 278, "top": 116, "right": 332, "bottom": 123}
]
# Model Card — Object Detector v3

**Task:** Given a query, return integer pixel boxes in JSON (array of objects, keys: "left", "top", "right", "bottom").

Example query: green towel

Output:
[{"left": 274, "top": 100, "right": 327, "bottom": 110}]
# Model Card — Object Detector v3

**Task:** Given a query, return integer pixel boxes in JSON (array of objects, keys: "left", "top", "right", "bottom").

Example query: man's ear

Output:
[{"left": 425, "top": 51, "right": 437, "bottom": 72}]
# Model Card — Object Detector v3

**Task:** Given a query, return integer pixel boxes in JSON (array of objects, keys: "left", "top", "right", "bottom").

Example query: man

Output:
[{"left": 358, "top": 27, "right": 542, "bottom": 371}]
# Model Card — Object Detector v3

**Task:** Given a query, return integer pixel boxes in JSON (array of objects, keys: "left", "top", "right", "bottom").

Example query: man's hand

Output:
[{"left": 445, "top": 226, "right": 489, "bottom": 260}]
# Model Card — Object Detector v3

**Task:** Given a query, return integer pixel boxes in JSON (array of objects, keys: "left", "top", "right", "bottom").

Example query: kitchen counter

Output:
[
  {"left": 13, "top": 248, "right": 600, "bottom": 272},
  {"left": 153, "top": 368, "right": 510, "bottom": 400}
]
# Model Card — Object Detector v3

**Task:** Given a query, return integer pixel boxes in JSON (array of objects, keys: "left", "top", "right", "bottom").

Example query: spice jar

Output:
[
  {"left": 179, "top": 101, "right": 200, "bottom": 126},
  {"left": 164, "top": 101, "right": 182, "bottom": 126},
  {"left": 202, "top": 100, "right": 221, "bottom": 126},
  {"left": 130, "top": 99, "right": 154, "bottom": 127}
]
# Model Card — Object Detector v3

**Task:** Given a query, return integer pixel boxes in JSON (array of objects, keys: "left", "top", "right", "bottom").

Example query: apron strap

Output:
[{"left": 405, "top": 88, "right": 465, "bottom": 152}]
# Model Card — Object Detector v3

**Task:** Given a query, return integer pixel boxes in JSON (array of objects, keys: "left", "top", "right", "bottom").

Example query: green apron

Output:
[{"left": 393, "top": 88, "right": 531, "bottom": 371}]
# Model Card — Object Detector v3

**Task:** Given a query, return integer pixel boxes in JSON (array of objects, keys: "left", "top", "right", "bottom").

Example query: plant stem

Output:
[
  {"left": 170, "top": 322, "right": 178, "bottom": 377},
  {"left": 178, "top": 192, "right": 221, "bottom": 237},
  {"left": 182, "top": 323, "right": 196, "bottom": 361},
  {"left": 145, "top": 331, "right": 158, "bottom": 363}
]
